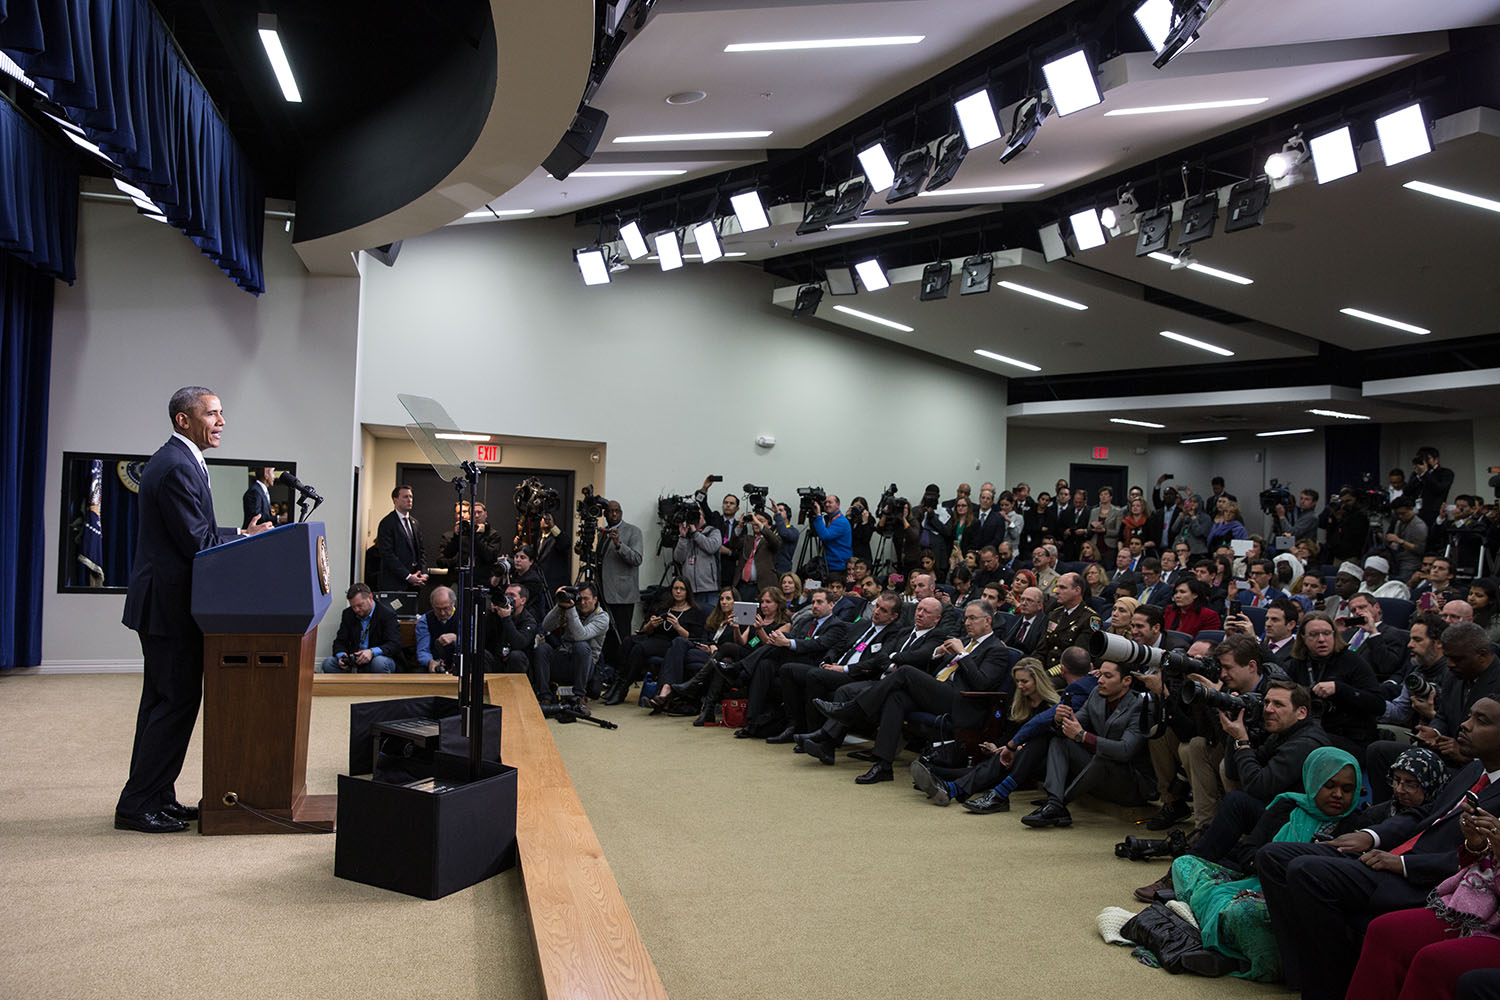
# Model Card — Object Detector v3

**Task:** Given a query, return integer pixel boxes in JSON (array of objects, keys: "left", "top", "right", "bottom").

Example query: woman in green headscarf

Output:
[{"left": 1170, "top": 746, "right": 1364, "bottom": 981}]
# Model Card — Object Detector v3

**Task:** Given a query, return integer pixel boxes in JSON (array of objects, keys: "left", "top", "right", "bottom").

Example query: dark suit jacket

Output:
[
  {"left": 1141, "top": 506, "right": 1181, "bottom": 553},
  {"left": 789, "top": 614, "right": 849, "bottom": 661},
  {"left": 122, "top": 437, "right": 238, "bottom": 637},
  {"left": 331, "top": 601, "right": 406, "bottom": 670},
  {"left": 1134, "top": 579, "right": 1171, "bottom": 608},
  {"left": 862, "top": 625, "right": 949, "bottom": 679},
  {"left": 1369, "top": 760, "right": 1500, "bottom": 885},
  {"left": 241, "top": 482, "right": 272, "bottom": 529},
  {"left": 826, "top": 620, "right": 905, "bottom": 680},
  {"left": 1345, "top": 626, "right": 1410, "bottom": 682},
  {"left": 1000, "top": 613, "right": 1045, "bottom": 655},
  {"left": 944, "top": 633, "right": 1013, "bottom": 728},
  {"left": 376, "top": 509, "right": 425, "bottom": 591},
  {"left": 1100, "top": 569, "right": 1142, "bottom": 601}
]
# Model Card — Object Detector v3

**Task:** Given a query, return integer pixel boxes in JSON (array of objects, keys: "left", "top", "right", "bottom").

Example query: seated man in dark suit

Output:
[
  {"left": 1343, "top": 592, "right": 1409, "bottom": 682},
  {"left": 241, "top": 465, "right": 274, "bottom": 529},
  {"left": 1132, "top": 557, "right": 1170, "bottom": 608},
  {"left": 738, "top": 589, "right": 848, "bottom": 739},
  {"left": 1020, "top": 660, "right": 1156, "bottom": 827},
  {"left": 970, "top": 545, "right": 1003, "bottom": 593},
  {"left": 1100, "top": 547, "right": 1142, "bottom": 601},
  {"left": 794, "top": 597, "right": 953, "bottom": 763},
  {"left": 375, "top": 484, "right": 428, "bottom": 592},
  {"left": 814, "top": 599, "right": 1011, "bottom": 784},
  {"left": 999, "top": 585, "right": 1046, "bottom": 656},
  {"left": 1258, "top": 696, "right": 1500, "bottom": 1000},
  {"left": 775, "top": 592, "right": 905, "bottom": 742},
  {"left": 320, "top": 583, "right": 404, "bottom": 673},
  {"left": 1261, "top": 597, "right": 1301, "bottom": 667}
]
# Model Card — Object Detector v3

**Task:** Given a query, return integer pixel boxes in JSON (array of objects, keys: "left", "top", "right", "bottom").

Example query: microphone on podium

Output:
[{"left": 277, "top": 471, "right": 324, "bottom": 504}]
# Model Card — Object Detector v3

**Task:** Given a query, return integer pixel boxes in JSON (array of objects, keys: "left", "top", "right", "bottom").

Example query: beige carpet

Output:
[{"left": 0, "top": 674, "right": 1293, "bottom": 999}]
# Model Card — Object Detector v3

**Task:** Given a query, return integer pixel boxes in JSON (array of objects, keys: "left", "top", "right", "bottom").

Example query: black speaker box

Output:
[
  {"left": 542, "top": 105, "right": 609, "bottom": 180},
  {"left": 335, "top": 751, "right": 517, "bottom": 900}
]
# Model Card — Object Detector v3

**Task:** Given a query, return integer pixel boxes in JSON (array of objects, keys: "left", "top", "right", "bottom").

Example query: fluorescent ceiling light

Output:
[
  {"left": 576, "top": 248, "right": 610, "bottom": 286},
  {"left": 1133, "top": 0, "right": 1173, "bottom": 53},
  {"left": 1375, "top": 104, "right": 1430, "bottom": 167},
  {"left": 1256, "top": 428, "right": 1315, "bottom": 437},
  {"left": 1104, "top": 98, "right": 1268, "bottom": 117},
  {"left": 257, "top": 15, "right": 302, "bottom": 103},
  {"left": 974, "top": 349, "right": 1042, "bottom": 373},
  {"left": 114, "top": 178, "right": 150, "bottom": 202},
  {"left": 654, "top": 230, "right": 683, "bottom": 271},
  {"left": 143, "top": 213, "right": 169, "bottom": 224},
  {"left": 1159, "top": 330, "right": 1235, "bottom": 357},
  {"left": 568, "top": 169, "right": 688, "bottom": 177},
  {"left": 857, "top": 141, "right": 896, "bottom": 192},
  {"left": 1180, "top": 436, "right": 1227, "bottom": 444},
  {"left": 997, "top": 280, "right": 1087, "bottom": 311},
  {"left": 1146, "top": 252, "right": 1253, "bottom": 285},
  {"left": 1111, "top": 418, "right": 1165, "bottom": 428},
  {"left": 647, "top": 252, "right": 749, "bottom": 261},
  {"left": 854, "top": 258, "right": 889, "bottom": 291},
  {"left": 434, "top": 433, "right": 493, "bottom": 442},
  {"left": 832, "top": 305, "right": 913, "bottom": 332},
  {"left": 730, "top": 190, "right": 770, "bottom": 232},
  {"left": 1041, "top": 50, "right": 1101, "bottom": 117},
  {"left": 954, "top": 89, "right": 1003, "bottom": 149},
  {"left": 724, "top": 36, "right": 924, "bottom": 52},
  {"left": 1403, "top": 180, "right": 1500, "bottom": 215},
  {"left": 1309, "top": 126, "right": 1358, "bottom": 184},
  {"left": 463, "top": 207, "right": 535, "bottom": 219},
  {"left": 917, "top": 183, "right": 1045, "bottom": 197},
  {"left": 1307, "top": 409, "right": 1371, "bottom": 420},
  {"left": 1339, "top": 307, "right": 1430, "bottom": 336},
  {"left": 1070, "top": 208, "right": 1106, "bottom": 250},
  {"left": 613, "top": 131, "right": 772, "bottom": 143},
  {"left": 827, "top": 220, "right": 909, "bottom": 229},
  {"left": 693, "top": 221, "right": 723, "bottom": 263},
  {"left": 620, "top": 220, "right": 649, "bottom": 260}
]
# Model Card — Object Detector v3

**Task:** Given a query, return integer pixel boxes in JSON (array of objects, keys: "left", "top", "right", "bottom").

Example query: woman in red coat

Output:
[{"left": 1163, "top": 578, "right": 1222, "bottom": 636}]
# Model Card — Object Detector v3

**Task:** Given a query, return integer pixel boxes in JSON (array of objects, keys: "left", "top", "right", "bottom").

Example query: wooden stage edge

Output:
[{"left": 315, "top": 671, "right": 669, "bottom": 1000}]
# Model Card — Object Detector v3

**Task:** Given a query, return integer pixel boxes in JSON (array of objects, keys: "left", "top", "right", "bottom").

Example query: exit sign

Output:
[
  {"left": 475, "top": 444, "right": 500, "bottom": 463},
  {"left": 1092, "top": 446, "right": 1109, "bottom": 460}
]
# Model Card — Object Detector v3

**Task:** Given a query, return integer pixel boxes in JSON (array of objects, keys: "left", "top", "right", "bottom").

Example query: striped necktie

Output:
[{"left": 936, "top": 638, "right": 978, "bottom": 682}]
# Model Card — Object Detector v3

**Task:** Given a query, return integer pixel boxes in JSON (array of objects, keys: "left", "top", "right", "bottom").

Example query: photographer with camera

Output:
[
  {"left": 732, "top": 503, "right": 783, "bottom": 600},
  {"left": 1384, "top": 496, "right": 1429, "bottom": 581},
  {"left": 531, "top": 582, "right": 610, "bottom": 706},
  {"left": 438, "top": 500, "right": 500, "bottom": 590},
  {"left": 510, "top": 545, "right": 552, "bottom": 614},
  {"left": 809, "top": 492, "right": 853, "bottom": 576},
  {"left": 845, "top": 495, "right": 876, "bottom": 564},
  {"left": 487, "top": 582, "right": 539, "bottom": 675},
  {"left": 1322, "top": 487, "right": 1375, "bottom": 565},
  {"left": 1286, "top": 611, "right": 1385, "bottom": 756},
  {"left": 414, "top": 586, "right": 472, "bottom": 674},
  {"left": 1343, "top": 593, "right": 1409, "bottom": 681},
  {"left": 874, "top": 493, "right": 921, "bottom": 575},
  {"left": 319, "top": 584, "right": 405, "bottom": 674},
  {"left": 1404, "top": 445, "right": 1456, "bottom": 534},
  {"left": 673, "top": 503, "right": 723, "bottom": 614}
]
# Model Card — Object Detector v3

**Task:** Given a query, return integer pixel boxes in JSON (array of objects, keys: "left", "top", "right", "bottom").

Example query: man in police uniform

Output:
[{"left": 1031, "top": 572, "right": 1101, "bottom": 676}]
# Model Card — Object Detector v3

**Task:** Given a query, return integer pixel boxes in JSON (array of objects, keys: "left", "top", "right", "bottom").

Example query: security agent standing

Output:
[
  {"left": 117, "top": 386, "right": 271, "bottom": 834},
  {"left": 597, "top": 499, "right": 643, "bottom": 643}
]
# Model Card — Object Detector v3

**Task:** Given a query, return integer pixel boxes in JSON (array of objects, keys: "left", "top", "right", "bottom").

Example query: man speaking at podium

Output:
[{"left": 116, "top": 387, "right": 270, "bottom": 833}]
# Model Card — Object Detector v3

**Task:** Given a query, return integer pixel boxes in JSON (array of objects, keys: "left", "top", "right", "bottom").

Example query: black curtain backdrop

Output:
[
  {"left": 0, "top": 251, "right": 55, "bottom": 669},
  {"left": 1324, "top": 425, "right": 1383, "bottom": 498}
]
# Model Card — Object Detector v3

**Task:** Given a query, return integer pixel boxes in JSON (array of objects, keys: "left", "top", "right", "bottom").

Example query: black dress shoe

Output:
[
  {"left": 1146, "top": 799, "right": 1192, "bottom": 830},
  {"left": 813, "top": 698, "right": 860, "bottom": 724},
  {"left": 733, "top": 727, "right": 754, "bottom": 739},
  {"left": 114, "top": 810, "right": 188, "bottom": 833},
  {"left": 1020, "top": 801, "right": 1073, "bottom": 828},
  {"left": 161, "top": 801, "right": 199, "bottom": 821},
  {"left": 854, "top": 762, "right": 894, "bottom": 785},
  {"left": 799, "top": 738, "right": 836, "bottom": 766},
  {"left": 960, "top": 789, "right": 1010, "bottom": 814},
  {"left": 764, "top": 726, "right": 796, "bottom": 745},
  {"left": 849, "top": 749, "right": 877, "bottom": 763}
]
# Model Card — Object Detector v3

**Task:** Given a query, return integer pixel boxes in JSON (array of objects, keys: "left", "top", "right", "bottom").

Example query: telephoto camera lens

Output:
[{"left": 1405, "top": 671, "right": 1436, "bottom": 700}]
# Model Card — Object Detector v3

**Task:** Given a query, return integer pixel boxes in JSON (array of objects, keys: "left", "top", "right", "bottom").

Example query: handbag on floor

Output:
[{"left": 720, "top": 698, "right": 747, "bottom": 729}]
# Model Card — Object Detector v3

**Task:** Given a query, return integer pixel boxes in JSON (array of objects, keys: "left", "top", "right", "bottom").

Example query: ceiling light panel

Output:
[
  {"left": 256, "top": 15, "right": 302, "bottom": 103},
  {"left": 724, "top": 36, "right": 925, "bottom": 52},
  {"left": 1180, "top": 436, "right": 1227, "bottom": 444},
  {"left": 1309, "top": 126, "right": 1358, "bottom": 184},
  {"left": 654, "top": 230, "right": 683, "bottom": 270},
  {"left": 1111, "top": 418, "right": 1165, "bottom": 428},
  {"left": 954, "top": 89, "right": 1003, "bottom": 149},
  {"left": 997, "top": 281, "right": 1087, "bottom": 310},
  {"left": 832, "top": 305, "right": 913, "bottom": 332},
  {"left": 1403, "top": 181, "right": 1500, "bottom": 215},
  {"left": 730, "top": 190, "right": 770, "bottom": 232},
  {"left": 1070, "top": 208, "right": 1106, "bottom": 250},
  {"left": 1375, "top": 104, "right": 1430, "bottom": 166},
  {"left": 974, "top": 349, "right": 1041, "bottom": 372},
  {"left": 576, "top": 249, "right": 610, "bottom": 286},
  {"left": 917, "top": 184, "right": 1044, "bottom": 197},
  {"left": 613, "top": 131, "right": 772, "bottom": 143},
  {"left": 620, "top": 220, "right": 649, "bottom": 260},
  {"left": 857, "top": 142, "right": 896, "bottom": 192},
  {"left": 1041, "top": 50, "right": 1101, "bottom": 117},
  {"left": 1307, "top": 409, "right": 1370, "bottom": 420},
  {"left": 1103, "top": 98, "right": 1268, "bottom": 117},
  {"left": 693, "top": 221, "right": 723, "bottom": 262},
  {"left": 1146, "top": 252, "right": 1253, "bottom": 285},
  {"left": 827, "top": 221, "right": 909, "bottom": 229},
  {"left": 569, "top": 169, "right": 688, "bottom": 177},
  {"left": 1159, "top": 330, "right": 1234, "bottom": 356},
  {"left": 1133, "top": 0, "right": 1173, "bottom": 54},
  {"left": 1339, "top": 307, "right": 1430, "bottom": 335},
  {"left": 854, "top": 259, "right": 889, "bottom": 291},
  {"left": 1256, "top": 428, "right": 1315, "bottom": 437}
]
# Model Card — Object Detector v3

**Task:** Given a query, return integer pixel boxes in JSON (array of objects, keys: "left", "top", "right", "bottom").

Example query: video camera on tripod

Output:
[
  {"left": 743, "top": 483, "right": 769, "bottom": 516},
  {"left": 656, "top": 492, "right": 703, "bottom": 550},
  {"left": 1258, "top": 479, "right": 1294, "bottom": 516},
  {"left": 796, "top": 485, "right": 826, "bottom": 524},
  {"left": 874, "top": 483, "right": 904, "bottom": 520}
]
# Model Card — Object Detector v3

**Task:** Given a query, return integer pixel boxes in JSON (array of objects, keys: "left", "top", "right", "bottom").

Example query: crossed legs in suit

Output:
[
  {"left": 852, "top": 665, "right": 956, "bottom": 763},
  {"left": 778, "top": 662, "right": 855, "bottom": 735}
]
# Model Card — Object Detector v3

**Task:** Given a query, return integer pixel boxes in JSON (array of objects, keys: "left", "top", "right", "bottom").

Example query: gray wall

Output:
[
  {"left": 355, "top": 218, "right": 1010, "bottom": 587},
  {"left": 41, "top": 200, "right": 362, "bottom": 668}
]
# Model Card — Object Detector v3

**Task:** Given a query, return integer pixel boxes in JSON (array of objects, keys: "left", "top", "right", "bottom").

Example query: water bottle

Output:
[{"left": 639, "top": 671, "right": 659, "bottom": 707}]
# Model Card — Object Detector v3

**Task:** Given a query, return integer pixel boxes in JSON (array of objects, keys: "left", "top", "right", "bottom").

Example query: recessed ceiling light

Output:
[
  {"left": 1104, "top": 98, "right": 1268, "bottom": 116},
  {"left": 1179, "top": 436, "right": 1228, "bottom": 444},
  {"left": 917, "top": 183, "right": 1045, "bottom": 197},
  {"left": 854, "top": 258, "right": 889, "bottom": 291},
  {"left": 568, "top": 169, "right": 689, "bottom": 177},
  {"left": 434, "top": 433, "right": 494, "bottom": 442},
  {"left": 1111, "top": 418, "right": 1165, "bottom": 428},
  {"left": 1070, "top": 208, "right": 1106, "bottom": 250},
  {"left": 954, "top": 89, "right": 1003, "bottom": 149},
  {"left": 1309, "top": 125, "right": 1358, "bottom": 184},
  {"left": 463, "top": 207, "right": 535, "bottom": 219},
  {"left": 665, "top": 90, "right": 707, "bottom": 105},
  {"left": 1256, "top": 428, "right": 1315, "bottom": 437},
  {"left": 1307, "top": 409, "right": 1371, "bottom": 420},
  {"left": 1146, "top": 252, "right": 1253, "bottom": 285},
  {"left": 1339, "top": 307, "right": 1430, "bottom": 335},
  {"left": 724, "top": 36, "right": 925, "bottom": 52},
  {"left": 1403, "top": 180, "right": 1500, "bottom": 215},
  {"left": 997, "top": 280, "right": 1088, "bottom": 311},
  {"left": 832, "top": 305, "right": 913, "bottom": 332},
  {"left": 1040, "top": 49, "right": 1101, "bottom": 117},
  {"left": 612, "top": 131, "right": 772, "bottom": 143},
  {"left": 1375, "top": 104, "right": 1430, "bottom": 166},
  {"left": 974, "top": 349, "right": 1042, "bottom": 372},
  {"left": 827, "top": 220, "right": 910, "bottom": 229},
  {"left": 1159, "top": 330, "right": 1235, "bottom": 356},
  {"left": 256, "top": 14, "right": 302, "bottom": 103}
]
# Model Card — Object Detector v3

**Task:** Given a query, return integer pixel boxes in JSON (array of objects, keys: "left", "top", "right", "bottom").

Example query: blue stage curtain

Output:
[
  {"left": 0, "top": 0, "right": 266, "bottom": 294},
  {"left": 0, "top": 97, "right": 79, "bottom": 281},
  {"left": 0, "top": 250, "right": 54, "bottom": 669}
]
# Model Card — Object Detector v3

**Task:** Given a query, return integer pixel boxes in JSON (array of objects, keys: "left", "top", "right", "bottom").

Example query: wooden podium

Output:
[{"left": 191, "top": 522, "right": 336, "bottom": 835}]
